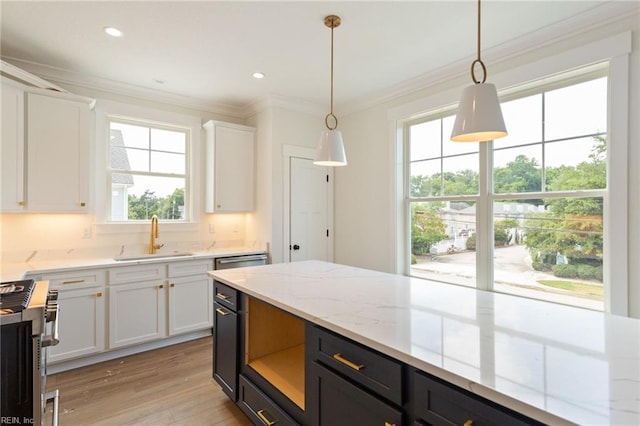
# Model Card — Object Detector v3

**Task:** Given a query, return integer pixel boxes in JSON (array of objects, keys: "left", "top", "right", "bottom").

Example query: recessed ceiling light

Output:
[
  {"left": 104, "top": 27, "right": 123, "bottom": 37},
  {"left": 252, "top": 72, "right": 265, "bottom": 79}
]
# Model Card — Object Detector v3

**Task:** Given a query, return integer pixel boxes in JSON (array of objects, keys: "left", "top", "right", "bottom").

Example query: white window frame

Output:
[
  {"left": 107, "top": 116, "right": 190, "bottom": 222},
  {"left": 94, "top": 100, "right": 201, "bottom": 234},
  {"left": 390, "top": 32, "right": 631, "bottom": 316}
]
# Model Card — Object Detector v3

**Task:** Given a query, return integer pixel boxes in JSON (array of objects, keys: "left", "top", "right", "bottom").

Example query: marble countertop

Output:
[
  {"left": 209, "top": 260, "right": 640, "bottom": 426},
  {"left": 1, "top": 248, "right": 267, "bottom": 282}
]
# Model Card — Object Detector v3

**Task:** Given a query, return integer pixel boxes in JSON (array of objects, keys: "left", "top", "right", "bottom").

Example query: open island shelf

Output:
[{"left": 245, "top": 296, "right": 306, "bottom": 410}]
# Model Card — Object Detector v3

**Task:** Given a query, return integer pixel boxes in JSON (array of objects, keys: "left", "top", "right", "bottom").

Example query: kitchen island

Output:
[{"left": 209, "top": 260, "right": 640, "bottom": 426}]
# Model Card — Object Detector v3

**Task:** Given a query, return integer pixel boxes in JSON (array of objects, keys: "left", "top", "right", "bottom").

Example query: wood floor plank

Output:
[{"left": 46, "top": 337, "right": 251, "bottom": 425}]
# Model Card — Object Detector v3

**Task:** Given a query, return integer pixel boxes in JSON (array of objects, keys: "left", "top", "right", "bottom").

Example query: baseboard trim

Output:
[{"left": 47, "top": 329, "right": 212, "bottom": 374}]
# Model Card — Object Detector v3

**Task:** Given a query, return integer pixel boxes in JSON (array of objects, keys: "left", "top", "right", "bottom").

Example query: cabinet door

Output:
[
  {"left": 412, "top": 370, "right": 539, "bottom": 426},
  {"left": 204, "top": 121, "right": 256, "bottom": 212},
  {"left": 213, "top": 302, "right": 238, "bottom": 401},
  {"left": 109, "top": 280, "right": 167, "bottom": 348},
  {"left": 309, "top": 361, "right": 403, "bottom": 426},
  {"left": 26, "top": 93, "right": 89, "bottom": 212},
  {"left": 1, "top": 81, "right": 25, "bottom": 212},
  {"left": 168, "top": 274, "right": 213, "bottom": 335},
  {"left": 47, "top": 287, "right": 105, "bottom": 363}
]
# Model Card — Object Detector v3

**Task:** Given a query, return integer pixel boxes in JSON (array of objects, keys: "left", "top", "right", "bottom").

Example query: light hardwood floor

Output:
[{"left": 46, "top": 337, "right": 251, "bottom": 425}]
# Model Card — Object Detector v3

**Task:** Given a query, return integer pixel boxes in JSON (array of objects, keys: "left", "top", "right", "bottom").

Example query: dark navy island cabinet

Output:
[{"left": 211, "top": 282, "right": 543, "bottom": 426}]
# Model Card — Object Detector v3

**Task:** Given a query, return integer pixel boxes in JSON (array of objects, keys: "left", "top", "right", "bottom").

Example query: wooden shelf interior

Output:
[
  {"left": 246, "top": 297, "right": 305, "bottom": 409},
  {"left": 248, "top": 344, "right": 305, "bottom": 409}
]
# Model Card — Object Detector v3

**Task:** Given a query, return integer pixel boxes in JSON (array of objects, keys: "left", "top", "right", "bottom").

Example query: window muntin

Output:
[
  {"left": 406, "top": 72, "right": 607, "bottom": 310},
  {"left": 108, "top": 119, "right": 189, "bottom": 222}
]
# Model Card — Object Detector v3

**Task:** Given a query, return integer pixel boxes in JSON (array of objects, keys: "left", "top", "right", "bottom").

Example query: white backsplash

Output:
[{"left": 0, "top": 213, "right": 261, "bottom": 264}]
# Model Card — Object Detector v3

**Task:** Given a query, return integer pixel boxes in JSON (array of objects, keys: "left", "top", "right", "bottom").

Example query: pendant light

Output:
[
  {"left": 314, "top": 15, "right": 347, "bottom": 166},
  {"left": 451, "top": 0, "right": 507, "bottom": 142}
]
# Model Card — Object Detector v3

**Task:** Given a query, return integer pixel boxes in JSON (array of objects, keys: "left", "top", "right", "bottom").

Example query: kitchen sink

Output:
[{"left": 113, "top": 252, "right": 194, "bottom": 261}]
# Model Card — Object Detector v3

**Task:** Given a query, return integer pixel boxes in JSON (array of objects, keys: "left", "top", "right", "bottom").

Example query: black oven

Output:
[{"left": 1, "top": 279, "right": 60, "bottom": 426}]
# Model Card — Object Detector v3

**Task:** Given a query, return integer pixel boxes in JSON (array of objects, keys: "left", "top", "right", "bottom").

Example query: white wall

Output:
[
  {"left": 336, "top": 15, "right": 640, "bottom": 318},
  {"left": 248, "top": 105, "right": 325, "bottom": 264},
  {"left": 335, "top": 104, "right": 395, "bottom": 273}
]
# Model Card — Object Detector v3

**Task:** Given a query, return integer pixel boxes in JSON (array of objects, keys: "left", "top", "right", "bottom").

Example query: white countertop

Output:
[
  {"left": 1, "top": 248, "right": 267, "bottom": 282},
  {"left": 209, "top": 260, "right": 640, "bottom": 426}
]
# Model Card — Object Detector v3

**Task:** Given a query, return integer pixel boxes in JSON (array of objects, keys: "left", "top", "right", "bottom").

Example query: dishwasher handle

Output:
[{"left": 216, "top": 254, "right": 267, "bottom": 265}]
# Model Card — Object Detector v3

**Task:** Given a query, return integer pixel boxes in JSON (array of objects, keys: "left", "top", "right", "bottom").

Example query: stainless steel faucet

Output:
[{"left": 149, "top": 215, "right": 164, "bottom": 254}]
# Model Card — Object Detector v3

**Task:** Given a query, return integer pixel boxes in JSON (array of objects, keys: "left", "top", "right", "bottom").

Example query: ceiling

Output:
[{"left": 1, "top": 1, "right": 636, "bottom": 117}]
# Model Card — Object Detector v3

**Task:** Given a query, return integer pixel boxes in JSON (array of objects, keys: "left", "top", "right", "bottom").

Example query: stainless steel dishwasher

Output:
[{"left": 214, "top": 253, "right": 268, "bottom": 270}]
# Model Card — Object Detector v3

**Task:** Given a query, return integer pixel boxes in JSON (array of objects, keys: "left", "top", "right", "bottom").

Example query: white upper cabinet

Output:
[
  {"left": 1, "top": 79, "right": 25, "bottom": 212},
  {"left": 0, "top": 76, "right": 92, "bottom": 213},
  {"left": 203, "top": 120, "right": 256, "bottom": 212},
  {"left": 27, "top": 92, "right": 90, "bottom": 212}
]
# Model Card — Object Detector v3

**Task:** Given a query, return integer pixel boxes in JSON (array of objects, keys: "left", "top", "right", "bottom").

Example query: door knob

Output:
[{"left": 292, "top": 244, "right": 300, "bottom": 250}]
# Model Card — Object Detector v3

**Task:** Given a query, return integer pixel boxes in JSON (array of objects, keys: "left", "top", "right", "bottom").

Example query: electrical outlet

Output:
[
  {"left": 82, "top": 226, "right": 92, "bottom": 239},
  {"left": 232, "top": 224, "right": 240, "bottom": 233},
  {"left": 209, "top": 223, "right": 216, "bottom": 233}
]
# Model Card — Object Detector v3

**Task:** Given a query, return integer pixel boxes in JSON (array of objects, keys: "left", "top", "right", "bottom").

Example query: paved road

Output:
[{"left": 412, "top": 244, "right": 603, "bottom": 310}]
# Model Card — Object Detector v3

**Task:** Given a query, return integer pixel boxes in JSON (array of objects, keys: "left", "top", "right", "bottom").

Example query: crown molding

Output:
[
  {"left": 340, "top": 1, "right": 639, "bottom": 117},
  {"left": 1, "top": 56, "right": 249, "bottom": 120}
]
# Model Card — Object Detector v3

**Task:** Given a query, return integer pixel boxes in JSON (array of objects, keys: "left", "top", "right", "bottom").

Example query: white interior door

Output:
[{"left": 289, "top": 157, "right": 330, "bottom": 262}]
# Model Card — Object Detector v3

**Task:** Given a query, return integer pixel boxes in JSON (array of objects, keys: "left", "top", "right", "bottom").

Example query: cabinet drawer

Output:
[
  {"left": 308, "top": 325, "right": 403, "bottom": 406},
  {"left": 413, "top": 370, "right": 540, "bottom": 426},
  {"left": 109, "top": 264, "right": 165, "bottom": 285},
  {"left": 167, "top": 259, "right": 212, "bottom": 278},
  {"left": 238, "top": 375, "right": 298, "bottom": 426},
  {"left": 28, "top": 269, "right": 105, "bottom": 289},
  {"left": 214, "top": 281, "right": 238, "bottom": 312}
]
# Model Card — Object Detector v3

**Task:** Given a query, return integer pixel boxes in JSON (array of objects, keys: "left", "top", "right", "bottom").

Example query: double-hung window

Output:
[
  {"left": 107, "top": 118, "right": 189, "bottom": 222},
  {"left": 406, "top": 66, "right": 609, "bottom": 311}
]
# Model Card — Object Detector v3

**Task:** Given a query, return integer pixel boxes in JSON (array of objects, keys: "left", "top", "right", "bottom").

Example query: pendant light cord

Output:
[
  {"left": 470, "top": 0, "right": 487, "bottom": 84},
  {"left": 325, "top": 16, "right": 338, "bottom": 131}
]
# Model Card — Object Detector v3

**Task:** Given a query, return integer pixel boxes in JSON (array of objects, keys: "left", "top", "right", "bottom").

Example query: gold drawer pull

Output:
[
  {"left": 256, "top": 409, "right": 276, "bottom": 426},
  {"left": 216, "top": 292, "right": 230, "bottom": 300},
  {"left": 80, "top": 202, "right": 86, "bottom": 207},
  {"left": 385, "top": 423, "right": 396, "bottom": 426},
  {"left": 159, "top": 284, "right": 164, "bottom": 289},
  {"left": 96, "top": 292, "right": 102, "bottom": 298},
  {"left": 170, "top": 283, "right": 175, "bottom": 287},
  {"left": 333, "top": 353, "right": 364, "bottom": 371},
  {"left": 18, "top": 201, "right": 25, "bottom": 206},
  {"left": 216, "top": 307, "right": 230, "bottom": 316},
  {"left": 62, "top": 279, "right": 85, "bottom": 285},
  {"left": 464, "top": 421, "right": 473, "bottom": 426}
]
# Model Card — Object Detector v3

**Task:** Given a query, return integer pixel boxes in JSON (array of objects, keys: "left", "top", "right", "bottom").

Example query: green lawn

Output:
[{"left": 537, "top": 279, "right": 604, "bottom": 297}]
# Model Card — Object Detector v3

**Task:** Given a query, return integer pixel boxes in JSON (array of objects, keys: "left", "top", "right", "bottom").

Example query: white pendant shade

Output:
[
  {"left": 451, "top": 82, "right": 507, "bottom": 142},
  {"left": 314, "top": 130, "right": 347, "bottom": 166}
]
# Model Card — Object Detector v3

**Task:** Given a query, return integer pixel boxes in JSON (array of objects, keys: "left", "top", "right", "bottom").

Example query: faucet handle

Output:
[{"left": 154, "top": 243, "right": 165, "bottom": 250}]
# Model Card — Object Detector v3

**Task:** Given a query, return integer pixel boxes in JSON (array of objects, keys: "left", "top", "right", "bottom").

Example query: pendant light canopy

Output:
[
  {"left": 451, "top": 0, "right": 507, "bottom": 143},
  {"left": 314, "top": 15, "right": 347, "bottom": 167}
]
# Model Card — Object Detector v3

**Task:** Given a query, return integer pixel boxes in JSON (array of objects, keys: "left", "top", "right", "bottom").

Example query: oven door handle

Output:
[{"left": 45, "top": 389, "right": 59, "bottom": 426}]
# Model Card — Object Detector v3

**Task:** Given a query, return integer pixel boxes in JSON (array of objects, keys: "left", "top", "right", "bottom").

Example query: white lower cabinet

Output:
[
  {"left": 29, "top": 257, "right": 227, "bottom": 365},
  {"left": 48, "top": 286, "right": 106, "bottom": 363},
  {"left": 25, "top": 269, "right": 106, "bottom": 363},
  {"left": 108, "top": 259, "right": 213, "bottom": 349},
  {"left": 108, "top": 278, "right": 167, "bottom": 349},
  {"left": 168, "top": 259, "right": 213, "bottom": 335}
]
